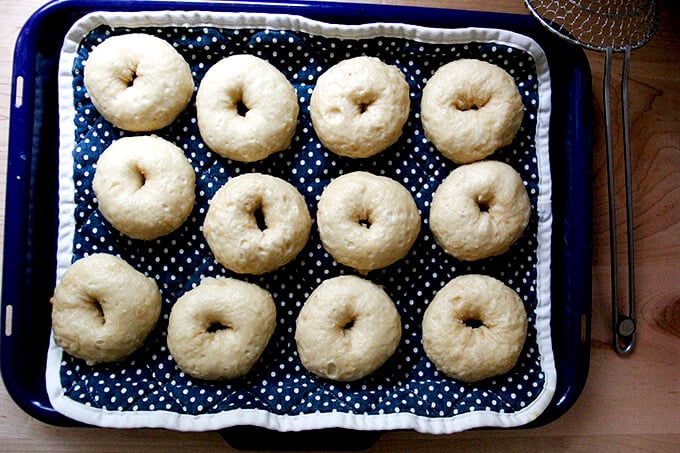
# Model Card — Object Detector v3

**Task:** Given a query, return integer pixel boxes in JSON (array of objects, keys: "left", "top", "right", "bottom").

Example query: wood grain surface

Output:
[{"left": 1, "top": 0, "right": 679, "bottom": 451}]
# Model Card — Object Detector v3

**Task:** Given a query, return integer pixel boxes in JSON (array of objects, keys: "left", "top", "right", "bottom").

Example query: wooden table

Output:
[{"left": 1, "top": 0, "right": 678, "bottom": 451}]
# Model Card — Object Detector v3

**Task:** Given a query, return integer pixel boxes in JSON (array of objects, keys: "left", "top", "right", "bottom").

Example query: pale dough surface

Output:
[
  {"left": 295, "top": 275, "right": 402, "bottom": 382},
  {"left": 51, "top": 253, "right": 161, "bottom": 365},
  {"left": 422, "top": 274, "right": 527, "bottom": 383},
  {"left": 421, "top": 59, "right": 524, "bottom": 163},
  {"left": 167, "top": 277, "right": 276, "bottom": 380},
  {"left": 429, "top": 160, "right": 530, "bottom": 261},
  {"left": 203, "top": 173, "right": 311, "bottom": 275},
  {"left": 92, "top": 135, "right": 196, "bottom": 241},
  {"left": 310, "top": 56, "right": 410, "bottom": 158},
  {"left": 84, "top": 33, "right": 194, "bottom": 132},
  {"left": 317, "top": 171, "right": 421, "bottom": 273},
  {"left": 196, "top": 54, "right": 299, "bottom": 162}
]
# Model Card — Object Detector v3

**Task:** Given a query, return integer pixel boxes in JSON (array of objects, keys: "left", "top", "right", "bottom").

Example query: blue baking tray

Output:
[{"left": 2, "top": 0, "right": 591, "bottom": 445}]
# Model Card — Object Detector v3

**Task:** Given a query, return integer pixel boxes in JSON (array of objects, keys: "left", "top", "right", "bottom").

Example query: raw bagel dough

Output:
[
  {"left": 203, "top": 173, "right": 311, "bottom": 274},
  {"left": 429, "top": 160, "right": 530, "bottom": 261},
  {"left": 196, "top": 54, "right": 299, "bottom": 162},
  {"left": 295, "top": 275, "right": 402, "bottom": 381},
  {"left": 167, "top": 277, "right": 276, "bottom": 380},
  {"left": 421, "top": 59, "right": 524, "bottom": 163},
  {"left": 317, "top": 171, "right": 421, "bottom": 273},
  {"left": 422, "top": 274, "right": 528, "bottom": 382},
  {"left": 50, "top": 253, "right": 161, "bottom": 365},
  {"left": 84, "top": 33, "right": 194, "bottom": 131},
  {"left": 310, "top": 56, "right": 410, "bottom": 158},
  {"left": 93, "top": 135, "right": 196, "bottom": 241}
]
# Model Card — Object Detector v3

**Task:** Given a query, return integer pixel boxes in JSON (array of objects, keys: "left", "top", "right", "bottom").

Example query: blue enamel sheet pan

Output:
[{"left": 2, "top": 0, "right": 591, "bottom": 447}]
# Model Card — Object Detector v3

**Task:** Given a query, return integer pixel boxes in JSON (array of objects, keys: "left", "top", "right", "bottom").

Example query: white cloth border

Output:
[{"left": 48, "top": 9, "right": 555, "bottom": 434}]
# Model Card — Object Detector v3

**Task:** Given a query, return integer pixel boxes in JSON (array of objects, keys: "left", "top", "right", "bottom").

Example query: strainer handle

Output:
[{"left": 604, "top": 46, "right": 636, "bottom": 355}]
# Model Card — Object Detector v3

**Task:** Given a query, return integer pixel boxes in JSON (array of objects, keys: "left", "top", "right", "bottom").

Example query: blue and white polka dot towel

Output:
[{"left": 47, "top": 11, "right": 556, "bottom": 433}]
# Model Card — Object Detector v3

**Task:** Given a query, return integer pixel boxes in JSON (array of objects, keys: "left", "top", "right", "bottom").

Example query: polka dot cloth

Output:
[{"left": 52, "top": 13, "right": 553, "bottom": 432}]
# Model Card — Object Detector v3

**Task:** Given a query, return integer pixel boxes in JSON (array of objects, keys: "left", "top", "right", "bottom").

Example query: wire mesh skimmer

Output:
[{"left": 524, "top": 0, "right": 659, "bottom": 354}]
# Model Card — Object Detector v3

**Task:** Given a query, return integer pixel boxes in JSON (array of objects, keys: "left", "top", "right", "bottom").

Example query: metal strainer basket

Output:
[{"left": 524, "top": 0, "right": 659, "bottom": 354}]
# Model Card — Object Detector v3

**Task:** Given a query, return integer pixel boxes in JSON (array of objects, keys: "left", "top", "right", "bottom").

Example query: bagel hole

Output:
[
  {"left": 476, "top": 195, "right": 490, "bottom": 213},
  {"left": 126, "top": 72, "right": 138, "bottom": 88},
  {"left": 342, "top": 318, "right": 356, "bottom": 332},
  {"left": 131, "top": 163, "right": 147, "bottom": 190},
  {"left": 138, "top": 172, "right": 147, "bottom": 189},
  {"left": 91, "top": 298, "right": 105, "bottom": 325},
  {"left": 453, "top": 99, "right": 485, "bottom": 112},
  {"left": 358, "top": 218, "right": 371, "bottom": 229},
  {"left": 253, "top": 205, "right": 267, "bottom": 231},
  {"left": 207, "top": 322, "right": 230, "bottom": 333},
  {"left": 236, "top": 100, "right": 249, "bottom": 117},
  {"left": 354, "top": 92, "right": 376, "bottom": 115},
  {"left": 463, "top": 318, "right": 484, "bottom": 329}
]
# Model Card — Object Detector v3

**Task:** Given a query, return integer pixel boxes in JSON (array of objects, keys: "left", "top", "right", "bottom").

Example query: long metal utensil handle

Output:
[{"left": 604, "top": 46, "right": 636, "bottom": 355}]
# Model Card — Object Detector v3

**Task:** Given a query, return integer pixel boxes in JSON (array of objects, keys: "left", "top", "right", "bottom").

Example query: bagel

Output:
[
  {"left": 203, "top": 173, "right": 311, "bottom": 274},
  {"left": 50, "top": 253, "right": 161, "bottom": 365},
  {"left": 310, "top": 56, "right": 410, "bottom": 158},
  {"left": 429, "top": 160, "right": 530, "bottom": 261},
  {"left": 317, "top": 172, "right": 421, "bottom": 273},
  {"left": 422, "top": 274, "right": 528, "bottom": 382},
  {"left": 196, "top": 54, "right": 299, "bottom": 162},
  {"left": 92, "top": 135, "right": 196, "bottom": 241},
  {"left": 167, "top": 277, "right": 276, "bottom": 380},
  {"left": 295, "top": 275, "right": 402, "bottom": 381},
  {"left": 84, "top": 33, "right": 194, "bottom": 131},
  {"left": 421, "top": 59, "right": 524, "bottom": 163}
]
